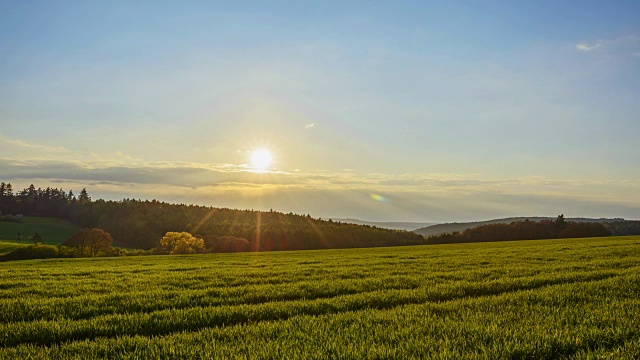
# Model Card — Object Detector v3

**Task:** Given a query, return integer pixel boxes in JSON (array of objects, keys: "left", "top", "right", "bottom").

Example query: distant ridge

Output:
[
  {"left": 331, "top": 219, "right": 436, "bottom": 231},
  {"left": 413, "top": 217, "right": 625, "bottom": 237}
]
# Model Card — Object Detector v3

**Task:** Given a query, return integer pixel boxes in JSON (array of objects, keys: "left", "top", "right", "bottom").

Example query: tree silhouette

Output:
[
  {"left": 32, "top": 233, "right": 43, "bottom": 245},
  {"left": 78, "top": 188, "right": 91, "bottom": 204},
  {"left": 63, "top": 228, "right": 113, "bottom": 256}
]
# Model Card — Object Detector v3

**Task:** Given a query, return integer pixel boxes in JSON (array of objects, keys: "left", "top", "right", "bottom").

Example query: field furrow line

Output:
[{"left": 0, "top": 270, "right": 628, "bottom": 348}]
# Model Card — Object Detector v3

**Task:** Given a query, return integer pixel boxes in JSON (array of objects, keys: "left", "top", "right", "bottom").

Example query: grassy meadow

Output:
[
  {"left": 0, "top": 217, "right": 79, "bottom": 251},
  {"left": 0, "top": 236, "right": 638, "bottom": 359},
  {"left": 0, "top": 240, "right": 24, "bottom": 255}
]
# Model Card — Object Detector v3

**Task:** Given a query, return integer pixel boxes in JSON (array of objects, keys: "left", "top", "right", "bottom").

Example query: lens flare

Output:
[{"left": 370, "top": 194, "right": 388, "bottom": 202}]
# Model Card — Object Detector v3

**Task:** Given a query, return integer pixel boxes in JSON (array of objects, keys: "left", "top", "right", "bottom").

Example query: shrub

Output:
[
  {"left": 159, "top": 232, "right": 207, "bottom": 255},
  {"left": 204, "top": 236, "right": 251, "bottom": 252},
  {"left": 106, "top": 247, "right": 130, "bottom": 257},
  {"left": 0, "top": 244, "right": 60, "bottom": 262},
  {"left": 126, "top": 249, "right": 149, "bottom": 256},
  {"left": 63, "top": 228, "right": 113, "bottom": 257},
  {"left": 56, "top": 245, "right": 76, "bottom": 258}
]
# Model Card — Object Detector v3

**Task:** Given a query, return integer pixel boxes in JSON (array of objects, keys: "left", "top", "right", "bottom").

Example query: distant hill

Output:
[
  {"left": 331, "top": 218, "right": 436, "bottom": 231},
  {"left": 413, "top": 217, "right": 625, "bottom": 237}
]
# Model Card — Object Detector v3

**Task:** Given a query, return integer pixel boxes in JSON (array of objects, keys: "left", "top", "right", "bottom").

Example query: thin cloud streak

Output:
[
  {"left": 575, "top": 34, "right": 640, "bottom": 55},
  {"left": 1, "top": 137, "right": 69, "bottom": 153},
  {"left": 576, "top": 42, "right": 601, "bottom": 52}
]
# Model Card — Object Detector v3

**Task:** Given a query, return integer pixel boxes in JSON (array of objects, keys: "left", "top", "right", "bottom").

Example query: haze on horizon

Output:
[{"left": 1, "top": 1, "right": 640, "bottom": 223}]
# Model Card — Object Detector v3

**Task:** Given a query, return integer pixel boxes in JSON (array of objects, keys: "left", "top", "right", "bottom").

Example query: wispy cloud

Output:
[
  {"left": 575, "top": 34, "right": 640, "bottom": 56},
  {"left": 305, "top": 123, "right": 315, "bottom": 129},
  {"left": 1, "top": 137, "right": 69, "bottom": 153},
  {"left": 1, "top": 135, "right": 151, "bottom": 167},
  {"left": 576, "top": 42, "right": 602, "bottom": 52}
]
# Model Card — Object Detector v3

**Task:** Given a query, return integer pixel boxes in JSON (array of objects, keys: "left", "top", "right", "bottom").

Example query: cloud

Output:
[
  {"left": 575, "top": 35, "right": 640, "bottom": 56},
  {"left": 3, "top": 157, "right": 640, "bottom": 199},
  {"left": 2, "top": 156, "right": 640, "bottom": 221},
  {"left": 0, "top": 158, "right": 299, "bottom": 188},
  {"left": 576, "top": 42, "right": 602, "bottom": 52},
  {"left": 5, "top": 175, "right": 640, "bottom": 223},
  {"left": 1, "top": 137, "right": 68, "bottom": 153},
  {"left": 304, "top": 123, "right": 315, "bottom": 129},
  {"left": 0, "top": 135, "right": 152, "bottom": 168}
]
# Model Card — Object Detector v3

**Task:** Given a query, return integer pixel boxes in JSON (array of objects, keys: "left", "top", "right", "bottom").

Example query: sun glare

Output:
[{"left": 250, "top": 149, "right": 273, "bottom": 171}]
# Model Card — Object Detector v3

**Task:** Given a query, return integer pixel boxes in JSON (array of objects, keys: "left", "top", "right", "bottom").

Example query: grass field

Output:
[
  {"left": 0, "top": 217, "right": 79, "bottom": 250},
  {"left": 0, "top": 241, "right": 24, "bottom": 255},
  {"left": 0, "top": 236, "right": 638, "bottom": 359}
]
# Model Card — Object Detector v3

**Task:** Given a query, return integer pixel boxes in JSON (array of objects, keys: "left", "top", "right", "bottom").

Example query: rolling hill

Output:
[
  {"left": 330, "top": 218, "right": 436, "bottom": 231},
  {"left": 413, "top": 216, "right": 625, "bottom": 237}
]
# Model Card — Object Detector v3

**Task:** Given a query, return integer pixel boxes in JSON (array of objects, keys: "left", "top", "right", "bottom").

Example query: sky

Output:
[{"left": 1, "top": 0, "right": 640, "bottom": 222}]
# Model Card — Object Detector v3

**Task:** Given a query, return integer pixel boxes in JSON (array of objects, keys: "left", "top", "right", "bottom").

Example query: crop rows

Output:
[{"left": 0, "top": 236, "right": 638, "bottom": 358}]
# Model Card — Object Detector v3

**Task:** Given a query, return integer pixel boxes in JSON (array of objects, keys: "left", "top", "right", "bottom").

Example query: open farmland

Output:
[{"left": 0, "top": 236, "right": 639, "bottom": 359}]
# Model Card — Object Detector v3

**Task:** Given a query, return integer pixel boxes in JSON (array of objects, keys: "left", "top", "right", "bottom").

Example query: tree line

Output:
[
  {"left": 0, "top": 228, "right": 116, "bottom": 262},
  {"left": 2, "top": 182, "right": 637, "bottom": 252},
  {"left": 424, "top": 215, "right": 615, "bottom": 244},
  {"left": 0, "top": 182, "right": 425, "bottom": 251}
]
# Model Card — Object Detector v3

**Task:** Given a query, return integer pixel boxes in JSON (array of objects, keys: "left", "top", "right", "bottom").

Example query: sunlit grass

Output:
[
  {"left": 0, "top": 241, "right": 23, "bottom": 255},
  {"left": 0, "top": 236, "right": 638, "bottom": 358}
]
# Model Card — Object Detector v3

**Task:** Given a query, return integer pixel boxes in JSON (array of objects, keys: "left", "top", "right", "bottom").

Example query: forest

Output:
[
  {"left": 0, "top": 183, "right": 425, "bottom": 251},
  {"left": 2, "top": 182, "right": 638, "bottom": 252},
  {"left": 422, "top": 215, "right": 637, "bottom": 244}
]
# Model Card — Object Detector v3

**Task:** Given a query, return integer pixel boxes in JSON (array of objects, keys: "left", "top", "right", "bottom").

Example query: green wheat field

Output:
[{"left": 0, "top": 236, "right": 639, "bottom": 359}]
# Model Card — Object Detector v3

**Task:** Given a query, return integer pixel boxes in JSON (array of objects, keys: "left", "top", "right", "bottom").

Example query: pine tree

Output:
[{"left": 79, "top": 188, "right": 91, "bottom": 203}]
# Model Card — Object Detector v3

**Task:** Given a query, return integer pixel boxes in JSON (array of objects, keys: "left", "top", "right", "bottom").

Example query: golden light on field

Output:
[{"left": 250, "top": 149, "right": 273, "bottom": 171}]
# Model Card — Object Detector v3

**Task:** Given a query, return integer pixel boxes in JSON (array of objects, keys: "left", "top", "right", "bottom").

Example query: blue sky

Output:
[{"left": 1, "top": 1, "right": 640, "bottom": 222}]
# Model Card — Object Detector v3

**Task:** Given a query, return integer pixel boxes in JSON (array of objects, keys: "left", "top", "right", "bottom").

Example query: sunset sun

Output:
[{"left": 250, "top": 149, "right": 273, "bottom": 171}]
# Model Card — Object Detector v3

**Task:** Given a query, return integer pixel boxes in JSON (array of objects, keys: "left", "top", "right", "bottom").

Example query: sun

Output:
[{"left": 250, "top": 149, "right": 273, "bottom": 171}]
